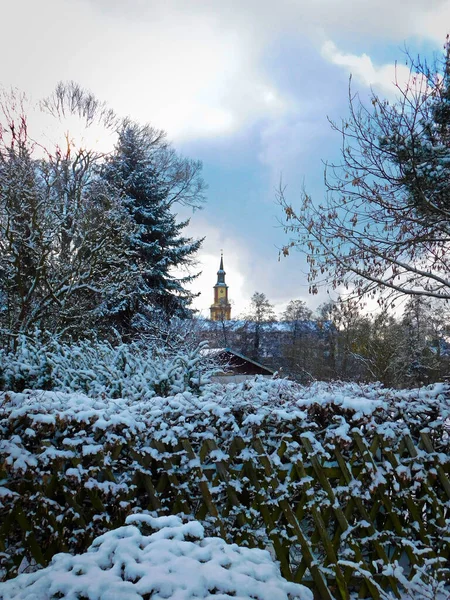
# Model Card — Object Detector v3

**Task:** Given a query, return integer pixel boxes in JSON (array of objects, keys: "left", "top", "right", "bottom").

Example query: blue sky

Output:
[{"left": 1, "top": 0, "right": 448, "bottom": 317}]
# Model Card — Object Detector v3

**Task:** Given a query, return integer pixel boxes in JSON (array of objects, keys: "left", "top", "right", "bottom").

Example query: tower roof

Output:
[{"left": 216, "top": 252, "right": 226, "bottom": 285}]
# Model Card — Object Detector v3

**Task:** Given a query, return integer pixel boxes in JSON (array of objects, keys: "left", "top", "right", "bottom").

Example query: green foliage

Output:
[
  {"left": 0, "top": 85, "right": 205, "bottom": 344},
  {"left": 0, "top": 335, "right": 213, "bottom": 397},
  {"left": 1, "top": 380, "right": 449, "bottom": 598}
]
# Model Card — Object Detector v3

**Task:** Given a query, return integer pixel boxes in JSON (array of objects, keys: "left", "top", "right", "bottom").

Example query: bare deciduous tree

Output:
[
  {"left": 0, "top": 93, "right": 135, "bottom": 346},
  {"left": 279, "top": 39, "right": 450, "bottom": 307}
]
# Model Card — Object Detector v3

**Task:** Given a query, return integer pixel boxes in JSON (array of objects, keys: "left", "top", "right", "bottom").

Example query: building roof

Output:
[
  {"left": 224, "top": 348, "right": 276, "bottom": 374},
  {"left": 216, "top": 252, "right": 226, "bottom": 285},
  {"left": 203, "top": 347, "right": 276, "bottom": 376}
]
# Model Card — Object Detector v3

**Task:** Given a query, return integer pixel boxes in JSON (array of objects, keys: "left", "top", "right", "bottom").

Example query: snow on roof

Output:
[
  {"left": 223, "top": 348, "right": 276, "bottom": 374},
  {"left": 196, "top": 319, "right": 323, "bottom": 333},
  {"left": 199, "top": 347, "right": 226, "bottom": 356},
  {"left": 0, "top": 514, "right": 312, "bottom": 600}
]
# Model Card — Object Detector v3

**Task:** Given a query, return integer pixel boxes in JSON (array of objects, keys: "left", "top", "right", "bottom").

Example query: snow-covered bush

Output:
[
  {"left": 0, "top": 335, "right": 214, "bottom": 398},
  {"left": 0, "top": 514, "right": 312, "bottom": 600},
  {"left": 1, "top": 379, "right": 449, "bottom": 597}
]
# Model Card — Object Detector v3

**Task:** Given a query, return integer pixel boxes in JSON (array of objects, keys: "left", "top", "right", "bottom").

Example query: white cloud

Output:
[
  {"left": 2, "top": 0, "right": 448, "bottom": 144},
  {"left": 0, "top": 0, "right": 291, "bottom": 142},
  {"left": 413, "top": 1, "right": 450, "bottom": 43},
  {"left": 321, "top": 40, "right": 413, "bottom": 95}
]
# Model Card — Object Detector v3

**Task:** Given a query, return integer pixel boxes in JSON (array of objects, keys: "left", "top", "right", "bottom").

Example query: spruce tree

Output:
[{"left": 102, "top": 121, "right": 204, "bottom": 335}]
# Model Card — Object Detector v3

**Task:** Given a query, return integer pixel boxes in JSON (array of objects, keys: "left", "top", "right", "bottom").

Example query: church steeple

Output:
[
  {"left": 210, "top": 252, "right": 231, "bottom": 321},
  {"left": 217, "top": 252, "right": 226, "bottom": 284}
]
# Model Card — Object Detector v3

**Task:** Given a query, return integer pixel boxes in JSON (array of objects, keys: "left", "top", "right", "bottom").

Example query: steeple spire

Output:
[{"left": 217, "top": 251, "right": 226, "bottom": 285}]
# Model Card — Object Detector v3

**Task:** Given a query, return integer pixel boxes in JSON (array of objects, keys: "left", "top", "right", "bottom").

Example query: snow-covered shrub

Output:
[
  {"left": 0, "top": 335, "right": 53, "bottom": 392},
  {"left": 0, "top": 335, "right": 215, "bottom": 397},
  {"left": 0, "top": 514, "right": 313, "bottom": 600},
  {"left": 1, "top": 379, "right": 449, "bottom": 597}
]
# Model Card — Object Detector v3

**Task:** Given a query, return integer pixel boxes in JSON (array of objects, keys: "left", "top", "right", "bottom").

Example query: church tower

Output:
[{"left": 210, "top": 252, "right": 231, "bottom": 321}]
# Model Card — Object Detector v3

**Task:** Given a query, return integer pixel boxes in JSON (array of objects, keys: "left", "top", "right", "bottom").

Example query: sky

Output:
[{"left": 1, "top": 0, "right": 449, "bottom": 318}]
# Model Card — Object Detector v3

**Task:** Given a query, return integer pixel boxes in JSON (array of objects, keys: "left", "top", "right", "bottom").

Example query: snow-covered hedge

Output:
[
  {"left": 1, "top": 379, "right": 449, "bottom": 597},
  {"left": 0, "top": 336, "right": 214, "bottom": 398},
  {"left": 0, "top": 514, "right": 312, "bottom": 600}
]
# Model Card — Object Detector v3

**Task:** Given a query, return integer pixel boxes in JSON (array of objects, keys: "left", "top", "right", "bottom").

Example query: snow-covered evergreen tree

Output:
[
  {"left": 400, "top": 296, "right": 447, "bottom": 385},
  {"left": 102, "top": 121, "right": 204, "bottom": 336},
  {"left": 0, "top": 118, "right": 47, "bottom": 345}
]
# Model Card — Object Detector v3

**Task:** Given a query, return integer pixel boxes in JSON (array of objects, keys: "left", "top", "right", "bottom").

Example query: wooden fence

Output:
[{"left": 1, "top": 430, "right": 450, "bottom": 599}]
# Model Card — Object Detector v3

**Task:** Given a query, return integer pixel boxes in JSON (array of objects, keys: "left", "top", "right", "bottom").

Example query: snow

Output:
[
  {"left": 1, "top": 380, "right": 449, "bottom": 480},
  {"left": 1, "top": 377, "right": 449, "bottom": 597},
  {"left": 0, "top": 337, "right": 217, "bottom": 403},
  {"left": 0, "top": 515, "right": 313, "bottom": 600},
  {"left": 197, "top": 318, "right": 321, "bottom": 334}
]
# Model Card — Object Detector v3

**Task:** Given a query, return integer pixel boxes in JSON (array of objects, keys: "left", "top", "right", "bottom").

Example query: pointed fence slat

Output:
[{"left": 333, "top": 445, "right": 401, "bottom": 598}]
